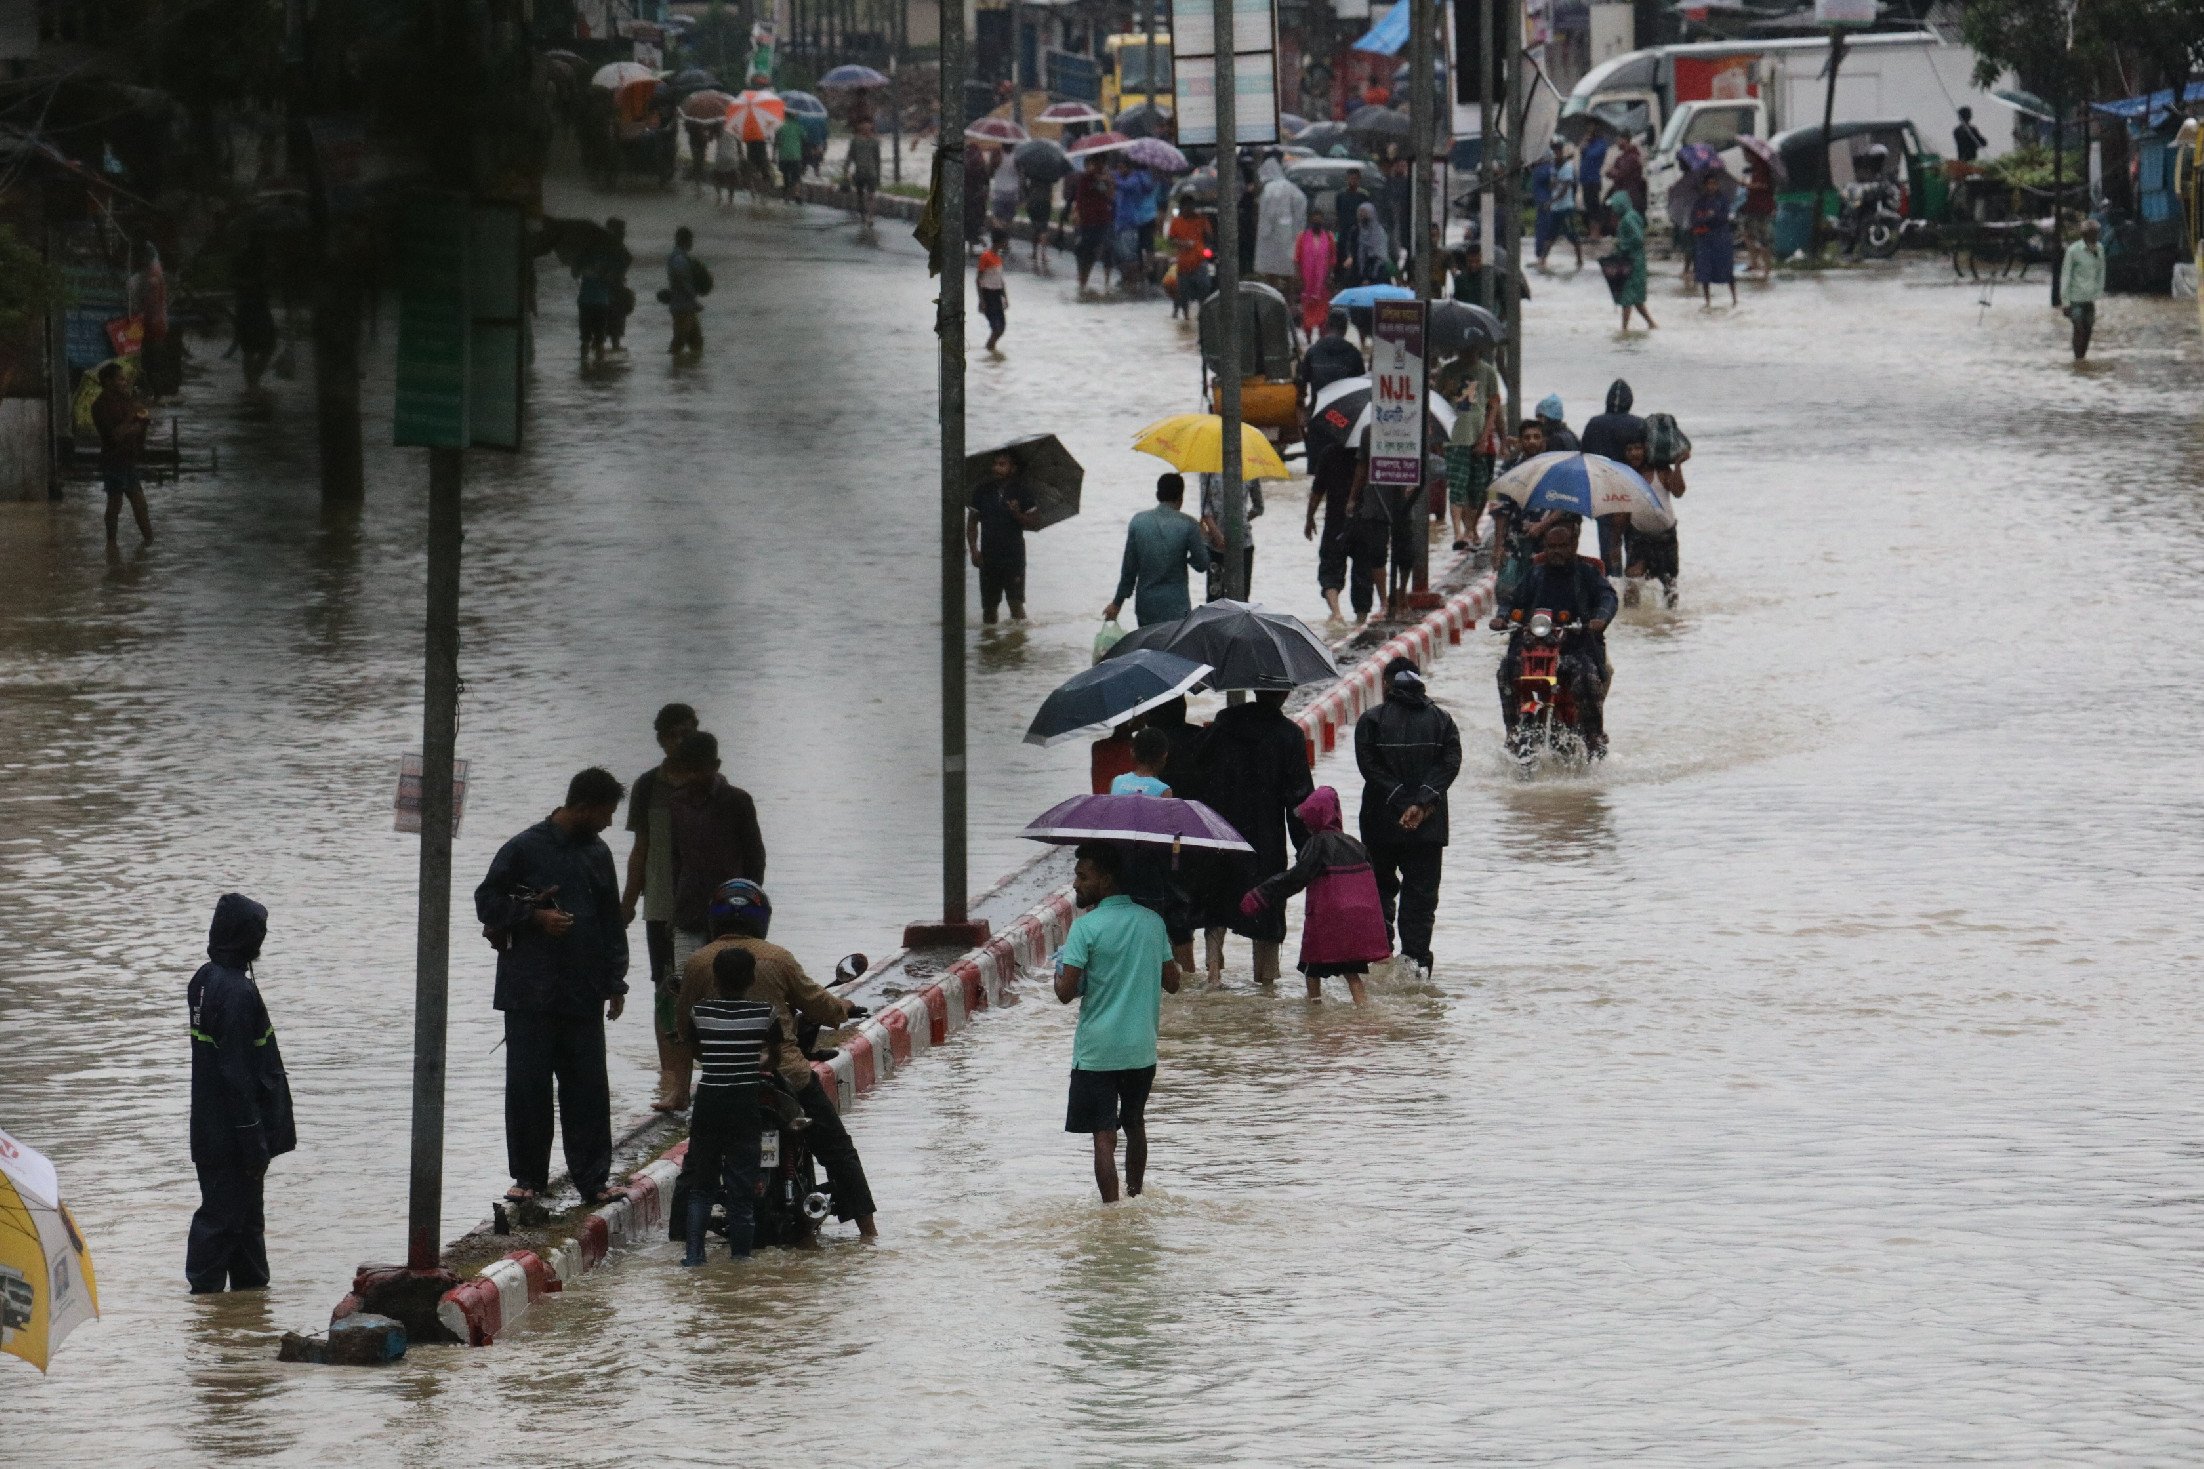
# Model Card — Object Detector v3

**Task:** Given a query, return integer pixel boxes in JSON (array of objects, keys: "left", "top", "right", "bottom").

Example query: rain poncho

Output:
[
  {"left": 1579, "top": 379, "right": 1647, "bottom": 460},
  {"left": 1609, "top": 198, "right": 1649, "bottom": 307},
  {"left": 1351, "top": 202, "right": 1390, "bottom": 285},
  {"left": 188, "top": 895, "right": 296, "bottom": 1173},
  {"left": 1254, "top": 175, "right": 1307, "bottom": 276},
  {"left": 1245, "top": 787, "right": 1392, "bottom": 970},
  {"left": 1353, "top": 673, "right": 1463, "bottom": 848},
  {"left": 1295, "top": 226, "right": 1335, "bottom": 332}
]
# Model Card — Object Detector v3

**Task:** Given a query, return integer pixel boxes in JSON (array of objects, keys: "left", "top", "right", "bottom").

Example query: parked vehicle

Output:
[
  {"left": 1768, "top": 120, "right": 1940, "bottom": 255},
  {"left": 1562, "top": 35, "right": 2013, "bottom": 212},
  {"left": 1198, "top": 282, "right": 1301, "bottom": 448},
  {"left": 1103, "top": 31, "right": 1173, "bottom": 120}
]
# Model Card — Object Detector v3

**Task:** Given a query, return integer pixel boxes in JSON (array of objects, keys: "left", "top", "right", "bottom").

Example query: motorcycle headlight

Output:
[{"left": 1528, "top": 612, "right": 1554, "bottom": 637}]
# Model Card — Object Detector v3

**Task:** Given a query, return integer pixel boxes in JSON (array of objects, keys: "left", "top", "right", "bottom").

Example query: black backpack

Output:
[{"left": 691, "top": 258, "right": 714, "bottom": 297}]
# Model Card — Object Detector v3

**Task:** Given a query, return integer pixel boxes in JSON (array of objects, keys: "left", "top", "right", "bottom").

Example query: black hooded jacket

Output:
[
  {"left": 1354, "top": 679, "right": 1464, "bottom": 848},
  {"left": 1186, "top": 699, "right": 1315, "bottom": 938},
  {"left": 1579, "top": 379, "right": 1647, "bottom": 462},
  {"left": 188, "top": 894, "right": 296, "bottom": 1172}
]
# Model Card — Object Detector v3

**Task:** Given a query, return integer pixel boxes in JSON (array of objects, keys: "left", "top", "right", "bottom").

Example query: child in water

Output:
[
  {"left": 1109, "top": 728, "right": 1173, "bottom": 797},
  {"left": 1240, "top": 786, "right": 1391, "bottom": 1003},
  {"left": 977, "top": 229, "right": 1010, "bottom": 353}
]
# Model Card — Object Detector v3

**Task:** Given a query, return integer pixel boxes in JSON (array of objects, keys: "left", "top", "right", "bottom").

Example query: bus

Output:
[{"left": 1103, "top": 32, "right": 1173, "bottom": 120}]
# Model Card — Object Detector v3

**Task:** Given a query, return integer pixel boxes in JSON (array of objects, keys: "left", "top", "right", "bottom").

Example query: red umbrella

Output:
[
  {"left": 1067, "top": 130, "right": 1133, "bottom": 156},
  {"left": 1037, "top": 101, "right": 1107, "bottom": 125},
  {"left": 967, "top": 116, "right": 1030, "bottom": 144}
]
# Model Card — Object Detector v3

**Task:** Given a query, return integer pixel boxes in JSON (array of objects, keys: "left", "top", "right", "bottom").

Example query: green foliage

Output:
[{"left": 0, "top": 224, "right": 70, "bottom": 336}]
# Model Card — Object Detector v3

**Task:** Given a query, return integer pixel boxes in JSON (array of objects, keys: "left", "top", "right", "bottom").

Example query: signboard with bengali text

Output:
[{"left": 1367, "top": 299, "right": 1427, "bottom": 486}]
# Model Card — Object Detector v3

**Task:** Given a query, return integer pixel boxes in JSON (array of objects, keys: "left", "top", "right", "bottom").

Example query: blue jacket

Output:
[
  {"left": 189, "top": 894, "right": 296, "bottom": 1172},
  {"left": 475, "top": 817, "right": 631, "bottom": 1015},
  {"left": 1113, "top": 506, "right": 1213, "bottom": 626}
]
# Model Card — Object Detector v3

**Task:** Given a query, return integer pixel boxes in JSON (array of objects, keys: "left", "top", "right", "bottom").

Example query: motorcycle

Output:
[
  {"left": 1838, "top": 181, "right": 1925, "bottom": 260},
  {"left": 686, "top": 953, "right": 873, "bottom": 1252},
  {"left": 1499, "top": 608, "right": 1593, "bottom": 769}
]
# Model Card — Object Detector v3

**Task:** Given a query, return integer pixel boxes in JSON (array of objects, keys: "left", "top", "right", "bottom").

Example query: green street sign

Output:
[{"left": 394, "top": 194, "right": 469, "bottom": 449}]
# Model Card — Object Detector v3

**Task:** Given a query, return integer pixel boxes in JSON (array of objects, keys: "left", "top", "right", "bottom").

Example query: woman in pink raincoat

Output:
[
  {"left": 1295, "top": 216, "right": 1335, "bottom": 337},
  {"left": 1239, "top": 785, "right": 1391, "bottom": 1002}
]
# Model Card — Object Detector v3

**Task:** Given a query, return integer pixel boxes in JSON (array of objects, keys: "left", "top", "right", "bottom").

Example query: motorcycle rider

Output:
[
  {"left": 680, "top": 879, "right": 880, "bottom": 1238},
  {"left": 1491, "top": 521, "right": 1618, "bottom": 757}
]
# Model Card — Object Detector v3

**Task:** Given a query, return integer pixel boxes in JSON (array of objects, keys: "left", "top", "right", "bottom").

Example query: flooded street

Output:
[{"left": 5, "top": 171, "right": 2204, "bottom": 1464}]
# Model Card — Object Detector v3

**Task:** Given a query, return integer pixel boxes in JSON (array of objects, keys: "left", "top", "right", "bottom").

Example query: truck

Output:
[
  {"left": 1561, "top": 33, "right": 2016, "bottom": 216},
  {"left": 1102, "top": 32, "right": 1173, "bottom": 121}
]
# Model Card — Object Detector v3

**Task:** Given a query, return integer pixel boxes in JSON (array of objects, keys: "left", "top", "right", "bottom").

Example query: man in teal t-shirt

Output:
[{"left": 1055, "top": 843, "right": 1182, "bottom": 1201}]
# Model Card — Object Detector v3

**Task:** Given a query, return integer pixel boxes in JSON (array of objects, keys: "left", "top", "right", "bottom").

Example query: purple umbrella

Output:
[
  {"left": 1021, "top": 794, "right": 1252, "bottom": 851},
  {"left": 1125, "top": 136, "right": 1189, "bottom": 172}
]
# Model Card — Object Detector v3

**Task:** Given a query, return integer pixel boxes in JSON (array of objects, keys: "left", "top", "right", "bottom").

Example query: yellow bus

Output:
[{"left": 1102, "top": 32, "right": 1173, "bottom": 120}]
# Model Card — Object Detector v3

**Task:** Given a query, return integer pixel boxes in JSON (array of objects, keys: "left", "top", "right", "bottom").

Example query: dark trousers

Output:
[
  {"left": 2069, "top": 300, "right": 2095, "bottom": 359},
  {"left": 1497, "top": 646, "right": 1608, "bottom": 740},
  {"left": 796, "top": 1075, "right": 876, "bottom": 1221},
  {"left": 504, "top": 1009, "right": 613, "bottom": 1200},
  {"left": 1317, "top": 517, "right": 1348, "bottom": 592},
  {"left": 186, "top": 1164, "right": 268, "bottom": 1292},
  {"left": 1368, "top": 843, "right": 1444, "bottom": 967},
  {"left": 679, "top": 1084, "right": 762, "bottom": 1260},
  {"left": 1346, "top": 521, "right": 1390, "bottom": 616}
]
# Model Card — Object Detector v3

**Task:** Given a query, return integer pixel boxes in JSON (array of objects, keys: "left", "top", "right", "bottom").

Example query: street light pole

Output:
[
  {"left": 1814, "top": 27, "right": 1846, "bottom": 254},
  {"left": 1215, "top": 12, "right": 1246, "bottom": 600},
  {"left": 1498, "top": 0, "right": 1521, "bottom": 424},
  {"left": 938, "top": 0, "right": 972, "bottom": 930}
]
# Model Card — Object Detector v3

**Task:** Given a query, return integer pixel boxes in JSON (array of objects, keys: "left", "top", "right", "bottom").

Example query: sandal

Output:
[
  {"left": 504, "top": 1186, "right": 538, "bottom": 1204},
  {"left": 585, "top": 1187, "right": 628, "bottom": 1208}
]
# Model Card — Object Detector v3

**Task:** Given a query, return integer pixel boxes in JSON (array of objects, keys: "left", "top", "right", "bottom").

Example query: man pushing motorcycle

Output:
[{"left": 1491, "top": 521, "right": 1618, "bottom": 758}]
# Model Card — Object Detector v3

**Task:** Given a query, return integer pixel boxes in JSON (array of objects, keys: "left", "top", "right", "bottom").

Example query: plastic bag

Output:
[{"left": 1092, "top": 619, "right": 1126, "bottom": 664}]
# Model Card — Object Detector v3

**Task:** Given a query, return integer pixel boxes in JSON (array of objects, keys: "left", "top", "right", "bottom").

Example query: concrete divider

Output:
[{"left": 421, "top": 569, "right": 1496, "bottom": 1346}]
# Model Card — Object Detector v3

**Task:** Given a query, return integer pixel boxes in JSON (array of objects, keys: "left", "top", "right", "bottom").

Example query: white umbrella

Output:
[{"left": 591, "top": 61, "right": 658, "bottom": 90}]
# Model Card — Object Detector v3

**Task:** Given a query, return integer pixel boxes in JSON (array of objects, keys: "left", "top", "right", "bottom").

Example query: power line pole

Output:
[
  {"left": 1499, "top": 0, "right": 1521, "bottom": 425},
  {"left": 1215, "top": 17, "right": 1246, "bottom": 600},
  {"left": 1409, "top": 0, "right": 1434, "bottom": 600},
  {"left": 937, "top": 0, "right": 976, "bottom": 934}
]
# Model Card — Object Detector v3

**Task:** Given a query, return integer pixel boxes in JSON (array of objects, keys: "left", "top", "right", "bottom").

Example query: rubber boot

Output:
[{"left": 683, "top": 1189, "right": 713, "bottom": 1267}]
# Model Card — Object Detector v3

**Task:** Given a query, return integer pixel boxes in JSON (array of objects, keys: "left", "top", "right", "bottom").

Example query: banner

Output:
[
  {"left": 1367, "top": 299, "right": 1426, "bottom": 486},
  {"left": 1172, "top": 0, "right": 1280, "bottom": 145}
]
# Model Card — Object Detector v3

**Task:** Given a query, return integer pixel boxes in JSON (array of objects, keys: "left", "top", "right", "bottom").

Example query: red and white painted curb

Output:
[
  {"left": 435, "top": 1154, "right": 682, "bottom": 1346},
  {"left": 429, "top": 572, "right": 1495, "bottom": 1345}
]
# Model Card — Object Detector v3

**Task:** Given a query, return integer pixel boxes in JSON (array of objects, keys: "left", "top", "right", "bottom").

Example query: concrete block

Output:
[{"left": 277, "top": 1314, "right": 407, "bottom": 1366}]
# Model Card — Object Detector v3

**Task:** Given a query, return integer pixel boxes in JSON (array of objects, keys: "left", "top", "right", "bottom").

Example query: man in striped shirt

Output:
[{"left": 678, "top": 946, "right": 777, "bottom": 1264}]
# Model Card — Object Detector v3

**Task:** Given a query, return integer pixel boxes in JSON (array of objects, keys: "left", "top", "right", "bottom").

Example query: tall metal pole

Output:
[
  {"left": 939, "top": 0, "right": 969, "bottom": 924},
  {"left": 1498, "top": 0, "right": 1520, "bottom": 425},
  {"left": 2049, "top": 77, "right": 2065, "bottom": 306},
  {"left": 1409, "top": 0, "right": 1433, "bottom": 597},
  {"left": 1479, "top": 0, "right": 1494, "bottom": 311},
  {"left": 1215, "top": 12, "right": 1246, "bottom": 600},
  {"left": 1814, "top": 28, "right": 1845, "bottom": 254},
  {"left": 1143, "top": 0, "right": 1155, "bottom": 111},
  {"left": 406, "top": 445, "right": 462, "bottom": 1270}
]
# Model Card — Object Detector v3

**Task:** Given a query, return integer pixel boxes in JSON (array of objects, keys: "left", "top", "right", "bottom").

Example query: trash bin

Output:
[{"left": 1774, "top": 194, "right": 1817, "bottom": 257}]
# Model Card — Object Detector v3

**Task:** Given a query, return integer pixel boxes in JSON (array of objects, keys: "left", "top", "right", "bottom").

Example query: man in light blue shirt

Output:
[
  {"left": 1104, "top": 474, "right": 1213, "bottom": 627},
  {"left": 1055, "top": 843, "right": 1182, "bottom": 1201},
  {"left": 2061, "top": 218, "right": 2105, "bottom": 361}
]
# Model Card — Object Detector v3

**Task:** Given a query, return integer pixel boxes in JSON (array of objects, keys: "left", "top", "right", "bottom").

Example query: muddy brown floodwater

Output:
[{"left": 3, "top": 176, "right": 2202, "bottom": 1465}]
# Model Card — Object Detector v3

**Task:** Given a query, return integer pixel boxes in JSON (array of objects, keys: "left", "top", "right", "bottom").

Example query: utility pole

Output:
[
  {"left": 1498, "top": 0, "right": 1521, "bottom": 425},
  {"left": 407, "top": 441, "right": 461, "bottom": 1270},
  {"left": 1408, "top": 0, "right": 1434, "bottom": 599},
  {"left": 1479, "top": 0, "right": 1494, "bottom": 316},
  {"left": 1813, "top": 28, "right": 1846, "bottom": 254},
  {"left": 1215, "top": 17, "right": 1246, "bottom": 600},
  {"left": 907, "top": 0, "right": 987, "bottom": 948},
  {"left": 2049, "top": 77, "right": 2065, "bottom": 306}
]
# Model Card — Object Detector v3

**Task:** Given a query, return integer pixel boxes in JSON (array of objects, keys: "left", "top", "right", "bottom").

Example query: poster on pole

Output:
[
  {"left": 1367, "top": 299, "right": 1427, "bottom": 486},
  {"left": 394, "top": 753, "right": 470, "bottom": 835},
  {"left": 1172, "top": 0, "right": 1280, "bottom": 145}
]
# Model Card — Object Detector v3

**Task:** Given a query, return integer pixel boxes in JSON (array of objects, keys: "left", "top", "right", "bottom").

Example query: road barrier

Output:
[{"left": 399, "top": 568, "right": 1497, "bottom": 1348}]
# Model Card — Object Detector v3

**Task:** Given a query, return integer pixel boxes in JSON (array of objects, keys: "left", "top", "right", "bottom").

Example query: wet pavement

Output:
[{"left": 4, "top": 177, "right": 2203, "bottom": 1464}]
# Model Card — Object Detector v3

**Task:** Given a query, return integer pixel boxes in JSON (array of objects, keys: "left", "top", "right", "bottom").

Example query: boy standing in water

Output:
[
  {"left": 1056, "top": 844, "right": 1181, "bottom": 1202},
  {"left": 977, "top": 230, "right": 1010, "bottom": 353}
]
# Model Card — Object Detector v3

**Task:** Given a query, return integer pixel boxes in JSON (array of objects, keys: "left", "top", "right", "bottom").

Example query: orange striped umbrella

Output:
[{"left": 725, "top": 89, "right": 786, "bottom": 143}]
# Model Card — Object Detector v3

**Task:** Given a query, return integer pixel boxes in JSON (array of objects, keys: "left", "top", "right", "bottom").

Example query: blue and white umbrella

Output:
[
  {"left": 1328, "top": 283, "right": 1415, "bottom": 310},
  {"left": 1489, "top": 451, "right": 1674, "bottom": 532}
]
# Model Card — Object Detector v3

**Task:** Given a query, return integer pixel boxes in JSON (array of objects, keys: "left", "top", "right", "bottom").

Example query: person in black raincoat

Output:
[
  {"left": 1578, "top": 379, "right": 1647, "bottom": 575},
  {"left": 186, "top": 893, "right": 295, "bottom": 1293},
  {"left": 475, "top": 767, "right": 631, "bottom": 1207},
  {"left": 1187, "top": 689, "right": 1314, "bottom": 985},
  {"left": 1353, "top": 658, "right": 1463, "bottom": 976}
]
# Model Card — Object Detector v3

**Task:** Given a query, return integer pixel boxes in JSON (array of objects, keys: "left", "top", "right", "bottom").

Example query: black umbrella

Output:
[
  {"left": 1295, "top": 121, "right": 1353, "bottom": 154},
  {"left": 1116, "top": 101, "right": 1175, "bottom": 138},
  {"left": 1013, "top": 137, "right": 1072, "bottom": 182},
  {"left": 1025, "top": 649, "right": 1213, "bottom": 746},
  {"left": 670, "top": 67, "right": 723, "bottom": 95},
  {"left": 1347, "top": 105, "right": 1413, "bottom": 141},
  {"left": 1103, "top": 601, "right": 1339, "bottom": 691},
  {"left": 1304, "top": 375, "right": 1455, "bottom": 460},
  {"left": 1428, "top": 299, "right": 1504, "bottom": 355},
  {"left": 1176, "top": 164, "right": 1219, "bottom": 204},
  {"left": 967, "top": 433, "right": 1083, "bottom": 530}
]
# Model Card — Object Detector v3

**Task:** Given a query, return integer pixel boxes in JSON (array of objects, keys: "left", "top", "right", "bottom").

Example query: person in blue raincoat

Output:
[
  {"left": 1691, "top": 171, "right": 1737, "bottom": 307},
  {"left": 186, "top": 894, "right": 295, "bottom": 1294}
]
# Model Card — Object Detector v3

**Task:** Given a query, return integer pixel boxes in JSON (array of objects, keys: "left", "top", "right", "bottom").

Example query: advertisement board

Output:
[{"left": 1367, "top": 299, "right": 1427, "bottom": 487}]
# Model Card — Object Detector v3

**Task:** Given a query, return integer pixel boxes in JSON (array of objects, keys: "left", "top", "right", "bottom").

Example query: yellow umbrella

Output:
[
  {"left": 1130, "top": 414, "right": 1291, "bottom": 481},
  {"left": 0, "top": 1128, "right": 98, "bottom": 1373}
]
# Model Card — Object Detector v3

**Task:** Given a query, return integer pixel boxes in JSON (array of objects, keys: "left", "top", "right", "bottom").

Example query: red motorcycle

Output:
[{"left": 1498, "top": 608, "right": 1591, "bottom": 768}]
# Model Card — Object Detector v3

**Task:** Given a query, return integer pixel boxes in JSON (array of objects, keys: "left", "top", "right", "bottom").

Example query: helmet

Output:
[{"left": 708, "top": 878, "right": 772, "bottom": 938}]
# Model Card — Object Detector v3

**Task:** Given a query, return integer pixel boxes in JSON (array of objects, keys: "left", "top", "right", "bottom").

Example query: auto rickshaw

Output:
[
  {"left": 1197, "top": 281, "right": 1301, "bottom": 453},
  {"left": 1767, "top": 119, "right": 1941, "bottom": 256}
]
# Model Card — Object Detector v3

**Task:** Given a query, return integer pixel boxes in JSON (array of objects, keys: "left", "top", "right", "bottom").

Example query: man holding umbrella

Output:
[
  {"left": 968, "top": 450, "right": 1041, "bottom": 624},
  {"left": 1188, "top": 689, "right": 1315, "bottom": 986}
]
